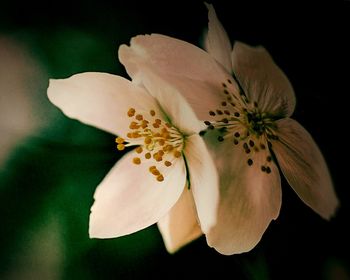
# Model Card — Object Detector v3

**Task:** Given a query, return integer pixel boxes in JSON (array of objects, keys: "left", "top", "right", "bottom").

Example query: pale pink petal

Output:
[
  {"left": 89, "top": 149, "right": 186, "bottom": 238},
  {"left": 157, "top": 188, "right": 202, "bottom": 253},
  {"left": 139, "top": 69, "right": 203, "bottom": 135},
  {"left": 47, "top": 72, "right": 163, "bottom": 137},
  {"left": 205, "top": 132, "right": 281, "bottom": 255},
  {"left": 273, "top": 118, "right": 339, "bottom": 219},
  {"left": 204, "top": 3, "right": 232, "bottom": 72},
  {"left": 184, "top": 134, "right": 219, "bottom": 233},
  {"left": 118, "top": 33, "right": 229, "bottom": 85},
  {"left": 232, "top": 42, "right": 296, "bottom": 117}
]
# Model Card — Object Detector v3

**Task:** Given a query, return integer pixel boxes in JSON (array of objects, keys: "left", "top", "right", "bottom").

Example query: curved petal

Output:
[
  {"left": 47, "top": 72, "right": 163, "bottom": 137},
  {"left": 184, "top": 134, "right": 219, "bottom": 233},
  {"left": 157, "top": 188, "right": 202, "bottom": 253},
  {"left": 231, "top": 42, "right": 296, "bottom": 117},
  {"left": 205, "top": 131, "right": 281, "bottom": 255},
  {"left": 273, "top": 118, "right": 339, "bottom": 219},
  {"left": 139, "top": 68, "right": 203, "bottom": 135},
  {"left": 118, "top": 33, "right": 229, "bottom": 85},
  {"left": 89, "top": 149, "right": 186, "bottom": 238},
  {"left": 204, "top": 3, "right": 232, "bottom": 72}
]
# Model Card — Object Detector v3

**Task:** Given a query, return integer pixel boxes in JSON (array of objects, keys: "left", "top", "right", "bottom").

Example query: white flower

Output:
[
  {"left": 118, "top": 4, "right": 339, "bottom": 255},
  {"left": 47, "top": 70, "right": 219, "bottom": 253}
]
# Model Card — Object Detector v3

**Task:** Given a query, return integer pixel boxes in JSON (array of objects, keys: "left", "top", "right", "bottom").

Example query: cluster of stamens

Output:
[
  {"left": 202, "top": 78, "right": 280, "bottom": 174},
  {"left": 116, "top": 107, "right": 184, "bottom": 182}
]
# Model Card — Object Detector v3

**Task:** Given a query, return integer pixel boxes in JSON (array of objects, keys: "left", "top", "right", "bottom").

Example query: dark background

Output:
[{"left": 0, "top": 1, "right": 348, "bottom": 279}]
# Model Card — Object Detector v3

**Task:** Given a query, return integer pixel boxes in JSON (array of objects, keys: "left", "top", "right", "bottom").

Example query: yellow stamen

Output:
[
  {"left": 145, "top": 152, "right": 151, "bottom": 159},
  {"left": 164, "top": 161, "right": 172, "bottom": 167},
  {"left": 156, "top": 174, "right": 164, "bottom": 182},
  {"left": 115, "top": 137, "right": 124, "bottom": 144},
  {"left": 117, "top": 143, "right": 125, "bottom": 151},
  {"left": 136, "top": 146, "right": 143, "bottom": 154},
  {"left": 128, "top": 108, "right": 136, "bottom": 117},
  {"left": 150, "top": 110, "right": 156, "bottom": 116},
  {"left": 133, "top": 157, "right": 141, "bottom": 165},
  {"left": 174, "top": 150, "right": 182, "bottom": 158},
  {"left": 136, "top": 114, "right": 143, "bottom": 121}
]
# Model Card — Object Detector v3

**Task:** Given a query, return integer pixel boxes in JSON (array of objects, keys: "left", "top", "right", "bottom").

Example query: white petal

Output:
[
  {"left": 205, "top": 132, "right": 281, "bottom": 255},
  {"left": 273, "top": 118, "right": 339, "bottom": 219},
  {"left": 184, "top": 134, "right": 219, "bottom": 233},
  {"left": 139, "top": 69, "right": 203, "bottom": 135},
  {"left": 47, "top": 72, "right": 163, "bottom": 137},
  {"left": 204, "top": 3, "right": 232, "bottom": 72},
  {"left": 232, "top": 42, "right": 296, "bottom": 117},
  {"left": 89, "top": 149, "right": 186, "bottom": 238},
  {"left": 118, "top": 33, "right": 228, "bottom": 85},
  {"left": 157, "top": 188, "right": 202, "bottom": 253}
]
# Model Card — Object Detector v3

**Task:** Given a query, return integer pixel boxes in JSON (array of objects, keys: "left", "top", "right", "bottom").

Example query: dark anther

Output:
[
  {"left": 249, "top": 140, "right": 255, "bottom": 147},
  {"left": 222, "top": 82, "right": 227, "bottom": 88},
  {"left": 245, "top": 148, "right": 251, "bottom": 154},
  {"left": 227, "top": 79, "right": 232, "bottom": 84},
  {"left": 204, "top": 121, "right": 211, "bottom": 126},
  {"left": 208, "top": 125, "right": 215, "bottom": 130},
  {"left": 260, "top": 143, "right": 266, "bottom": 149},
  {"left": 267, "top": 141, "right": 272, "bottom": 148},
  {"left": 254, "top": 101, "right": 258, "bottom": 107},
  {"left": 234, "top": 112, "right": 240, "bottom": 117},
  {"left": 247, "top": 159, "right": 253, "bottom": 166},
  {"left": 233, "top": 139, "right": 239, "bottom": 145},
  {"left": 222, "top": 118, "right": 229, "bottom": 124},
  {"left": 209, "top": 111, "right": 216, "bottom": 116},
  {"left": 219, "top": 127, "right": 227, "bottom": 133},
  {"left": 216, "top": 109, "right": 223, "bottom": 115},
  {"left": 266, "top": 166, "right": 271, "bottom": 174},
  {"left": 224, "top": 110, "right": 230, "bottom": 115},
  {"left": 224, "top": 89, "right": 229, "bottom": 95},
  {"left": 218, "top": 136, "right": 224, "bottom": 142},
  {"left": 221, "top": 101, "right": 227, "bottom": 106},
  {"left": 261, "top": 166, "right": 266, "bottom": 172},
  {"left": 243, "top": 143, "right": 248, "bottom": 150},
  {"left": 267, "top": 156, "right": 272, "bottom": 162},
  {"left": 234, "top": 132, "right": 240, "bottom": 138},
  {"left": 199, "top": 130, "right": 207, "bottom": 136},
  {"left": 230, "top": 102, "right": 236, "bottom": 107}
]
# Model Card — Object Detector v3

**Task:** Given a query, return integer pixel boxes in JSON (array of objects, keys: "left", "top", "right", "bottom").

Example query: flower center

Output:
[
  {"left": 116, "top": 108, "right": 184, "bottom": 182},
  {"left": 202, "top": 78, "right": 280, "bottom": 174}
]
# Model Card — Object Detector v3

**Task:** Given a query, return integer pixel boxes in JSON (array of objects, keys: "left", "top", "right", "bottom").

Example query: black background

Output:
[{"left": 1, "top": 1, "right": 348, "bottom": 279}]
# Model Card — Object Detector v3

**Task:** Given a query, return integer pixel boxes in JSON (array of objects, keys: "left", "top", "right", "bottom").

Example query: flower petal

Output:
[
  {"left": 205, "top": 132, "right": 281, "bottom": 255},
  {"left": 231, "top": 42, "right": 296, "bottom": 117},
  {"left": 89, "top": 149, "right": 186, "bottom": 238},
  {"left": 47, "top": 72, "right": 163, "bottom": 137},
  {"left": 118, "top": 33, "right": 228, "bottom": 85},
  {"left": 273, "top": 118, "right": 339, "bottom": 219},
  {"left": 157, "top": 188, "right": 202, "bottom": 253},
  {"left": 138, "top": 68, "right": 203, "bottom": 135},
  {"left": 204, "top": 3, "right": 232, "bottom": 73},
  {"left": 184, "top": 134, "right": 219, "bottom": 233}
]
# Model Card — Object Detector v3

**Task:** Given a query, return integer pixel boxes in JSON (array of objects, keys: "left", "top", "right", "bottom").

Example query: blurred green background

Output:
[{"left": 1, "top": 1, "right": 349, "bottom": 279}]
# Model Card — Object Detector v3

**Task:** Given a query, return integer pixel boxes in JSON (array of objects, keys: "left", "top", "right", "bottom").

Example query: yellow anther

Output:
[
  {"left": 153, "top": 123, "right": 160, "bottom": 128},
  {"left": 144, "top": 136, "right": 152, "bottom": 144},
  {"left": 149, "top": 166, "right": 157, "bottom": 172},
  {"left": 127, "top": 132, "right": 133, "bottom": 138},
  {"left": 154, "top": 133, "right": 161, "bottom": 137},
  {"left": 141, "top": 120, "right": 148, "bottom": 129},
  {"left": 136, "top": 146, "right": 143, "bottom": 154},
  {"left": 164, "top": 161, "right": 172, "bottom": 167},
  {"left": 136, "top": 114, "right": 143, "bottom": 121},
  {"left": 158, "top": 139, "right": 165, "bottom": 146},
  {"left": 158, "top": 150, "right": 164, "bottom": 156},
  {"left": 152, "top": 169, "right": 160, "bottom": 176},
  {"left": 132, "top": 132, "right": 141, "bottom": 138},
  {"left": 156, "top": 174, "right": 164, "bottom": 182},
  {"left": 129, "top": 122, "right": 139, "bottom": 129},
  {"left": 174, "top": 150, "right": 182, "bottom": 158},
  {"left": 127, "top": 108, "right": 136, "bottom": 117},
  {"left": 155, "top": 155, "right": 163, "bottom": 162},
  {"left": 163, "top": 145, "right": 174, "bottom": 152},
  {"left": 133, "top": 157, "right": 141, "bottom": 165},
  {"left": 145, "top": 152, "right": 151, "bottom": 159},
  {"left": 150, "top": 110, "right": 156, "bottom": 116},
  {"left": 161, "top": 128, "right": 168, "bottom": 134},
  {"left": 155, "top": 119, "right": 162, "bottom": 124},
  {"left": 115, "top": 137, "right": 124, "bottom": 144},
  {"left": 165, "top": 123, "right": 172, "bottom": 128},
  {"left": 117, "top": 143, "right": 125, "bottom": 151}
]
